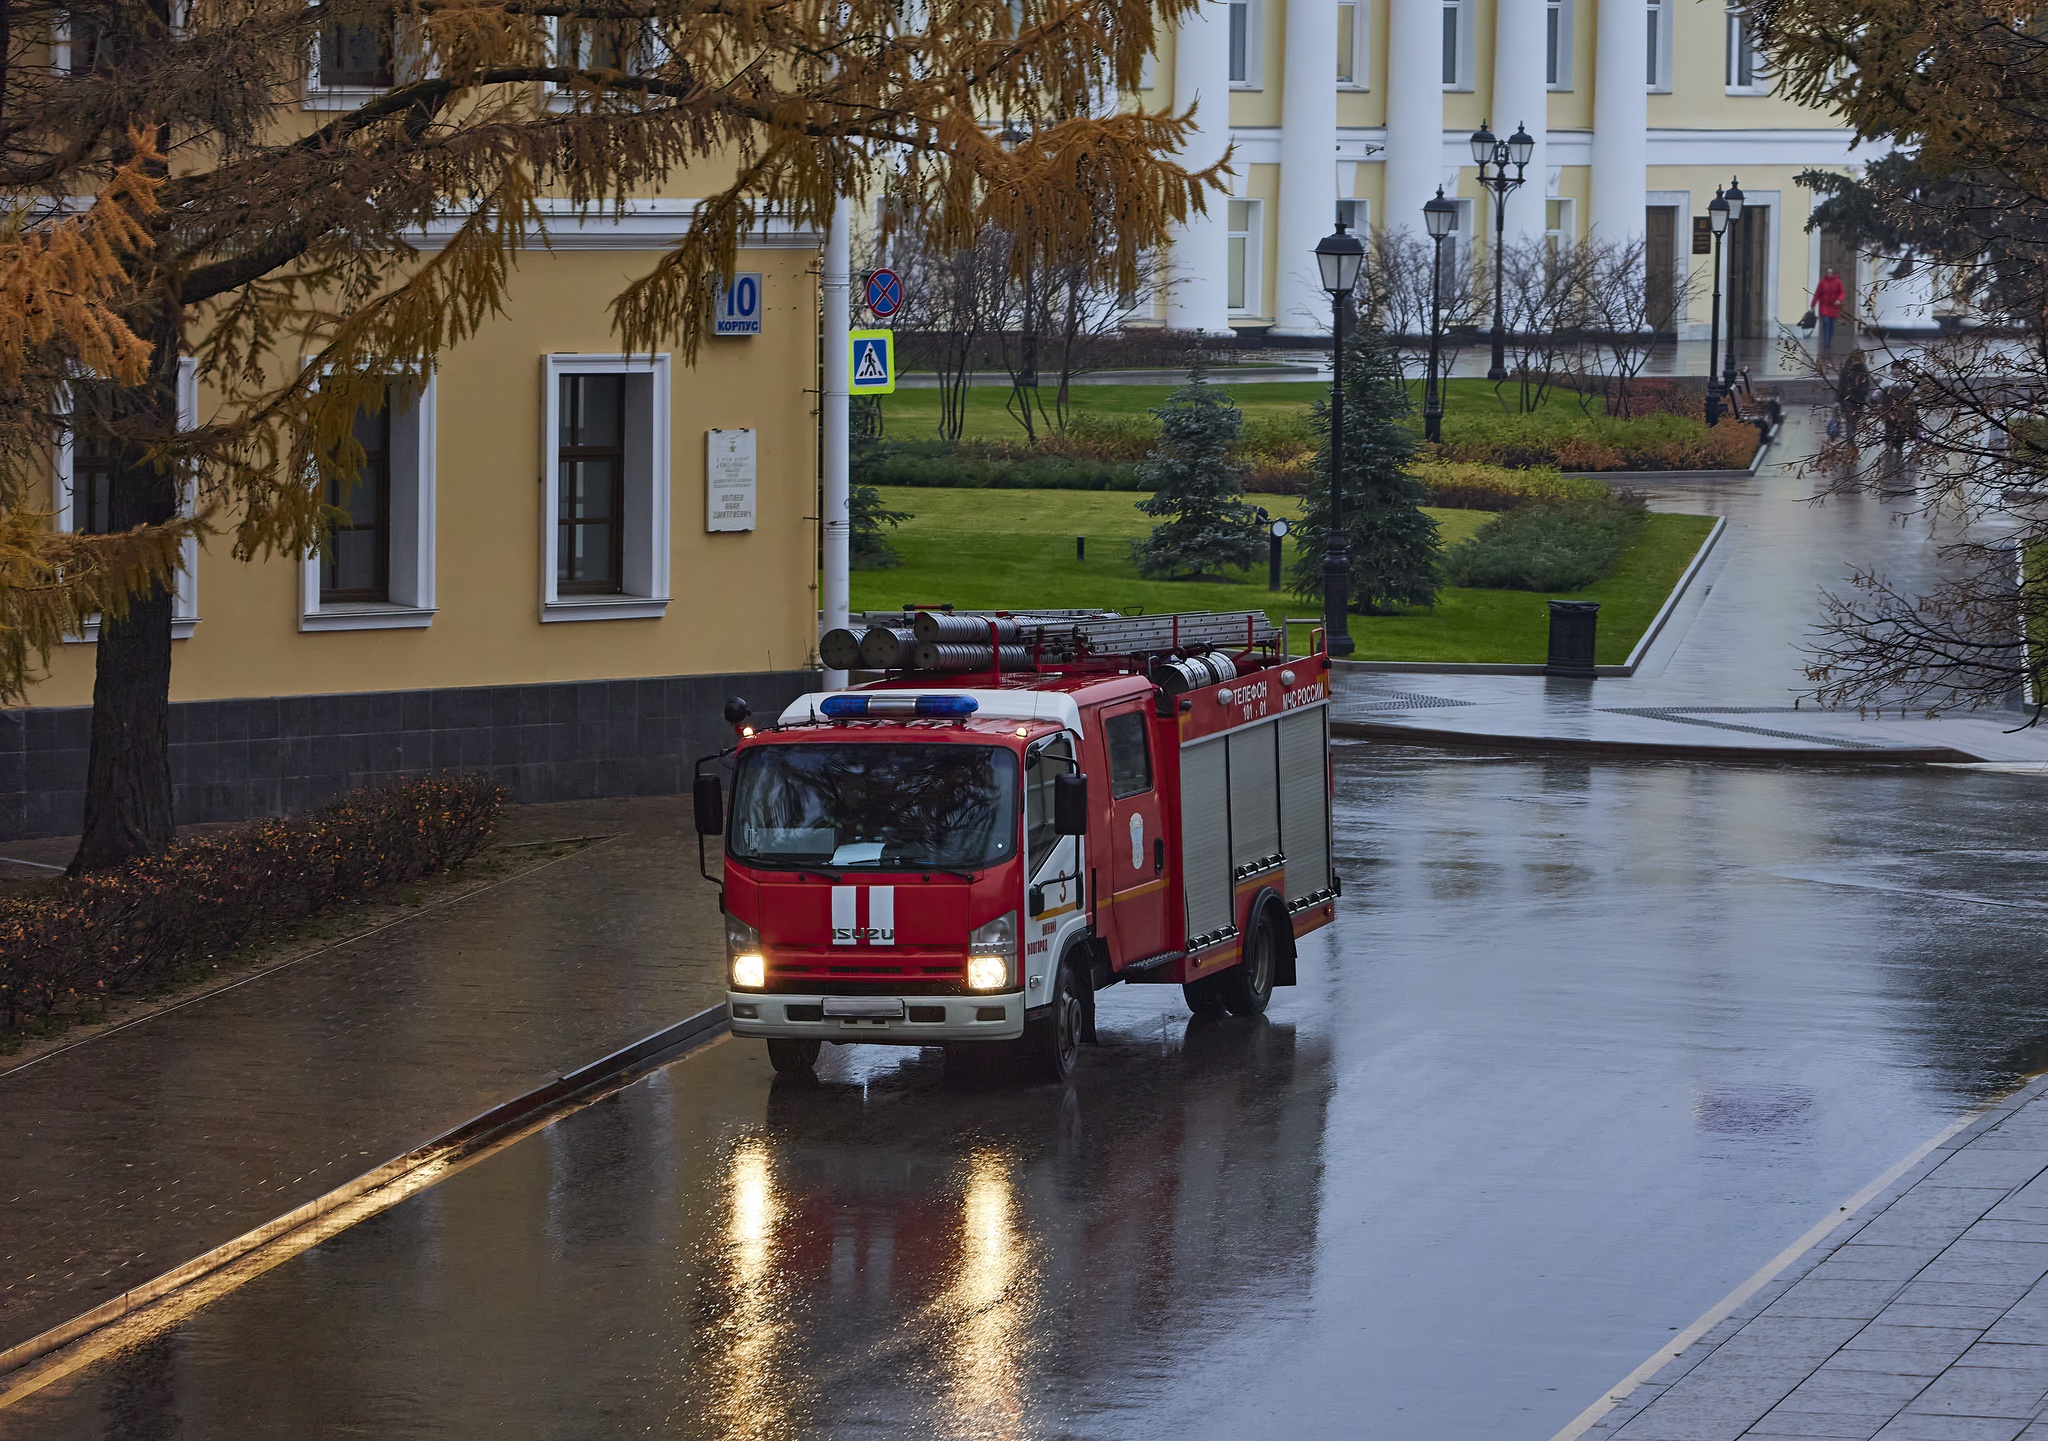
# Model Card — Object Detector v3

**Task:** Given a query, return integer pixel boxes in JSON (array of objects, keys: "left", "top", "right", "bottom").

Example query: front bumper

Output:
[{"left": 727, "top": 990, "right": 1025, "bottom": 1043}]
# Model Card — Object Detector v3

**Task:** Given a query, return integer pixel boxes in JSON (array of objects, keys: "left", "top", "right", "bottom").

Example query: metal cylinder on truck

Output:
[
  {"left": 819, "top": 627, "right": 863, "bottom": 672},
  {"left": 909, "top": 642, "right": 1035, "bottom": 672},
  {"left": 1153, "top": 651, "right": 1240, "bottom": 695},
  {"left": 912, "top": 612, "right": 1024, "bottom": 644},
  {"left": 858, "top": 626, "right": 917, "bottom": 669}
]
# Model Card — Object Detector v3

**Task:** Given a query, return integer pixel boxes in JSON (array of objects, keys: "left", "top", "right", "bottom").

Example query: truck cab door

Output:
[
  {"left": 1100, "top": 704, "right": 1170, "bottom": 963},
  {"left": 1024, "top": 734, "right": 1084, "bottom": 1004}
]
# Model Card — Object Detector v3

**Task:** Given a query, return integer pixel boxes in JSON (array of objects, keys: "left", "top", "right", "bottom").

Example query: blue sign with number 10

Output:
[{"left": 716, "top": 273, "right": 763, "bottom": 335}]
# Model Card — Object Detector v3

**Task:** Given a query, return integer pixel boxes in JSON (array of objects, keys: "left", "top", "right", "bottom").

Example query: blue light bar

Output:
[{"left": 819, "top": 694, "right": 980, "bottom": 718}]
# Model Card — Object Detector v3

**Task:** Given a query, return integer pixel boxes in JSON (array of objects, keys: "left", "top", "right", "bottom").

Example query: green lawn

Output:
[
  {"left": 852, "top": 486, "right": 1717, "bottom": 665},
  {"left": 879, "top": 378, "right": 1523, "bottom": 442}
]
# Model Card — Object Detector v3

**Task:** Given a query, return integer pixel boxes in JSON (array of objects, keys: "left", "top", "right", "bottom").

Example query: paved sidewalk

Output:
[
  {"left": 1584, "top": 1073, "right": 2048, "bottom": 1441},
  {"left": 0, "top": 795, "right": 725, "bottom": 1357}
]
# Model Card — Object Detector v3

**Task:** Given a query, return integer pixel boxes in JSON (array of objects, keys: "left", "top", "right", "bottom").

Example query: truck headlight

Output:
[
  {"left": 727, "top": 915, "right": 765, "bottom": 990},
  {"left": 966, "top": 911, "right": 1017, "bottom": 992}
]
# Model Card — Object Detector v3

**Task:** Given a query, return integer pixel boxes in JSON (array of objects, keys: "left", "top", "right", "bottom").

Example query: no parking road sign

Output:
[
  {"left": 850, "top": 329, "right": 896, "bottom": 395},
  {"left": 863, "top": 268, "right": 903, "bottom": 319}
]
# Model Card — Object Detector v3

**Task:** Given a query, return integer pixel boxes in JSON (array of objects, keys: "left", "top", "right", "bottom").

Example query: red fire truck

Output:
[{"left": 691, "top": 609, "right": 1338, "bottom": 1082}]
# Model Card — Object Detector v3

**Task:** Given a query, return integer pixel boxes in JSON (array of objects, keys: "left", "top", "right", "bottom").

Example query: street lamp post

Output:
[
  {"left": 1704, "top": 186, "right": 1729, "bottom": 426},
  {"left": 1720, "top": 177, "right": 1745, "bottom": 398},
  {"left": 1314, "top": 221, "right": 1366, "bottom": 657},
  {"left": 1422, "top": 187, "right": 1458, "bottom": 442},
  {"left": 1469, "top": 121, "right": 1534, "bottom": 384},
  {"left": 998, "top": 122, "right": 1037, "bottom": 394}
]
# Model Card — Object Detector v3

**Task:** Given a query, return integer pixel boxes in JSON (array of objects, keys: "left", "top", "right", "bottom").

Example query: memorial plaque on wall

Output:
[
  {"left": 1692, "top": 217, "right": 1713, "bottom": 255},
  {"left": 706, "top": 429, "right": 757, "bottom": 532}
]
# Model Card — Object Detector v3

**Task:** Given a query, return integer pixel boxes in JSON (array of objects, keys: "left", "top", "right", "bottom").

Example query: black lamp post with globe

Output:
[
  {"left": 1313, "top": 221, "right": 1366, "bottom": 657},
  {"left": 1422, "top": 186, "right": 1458, "bottom": 442},
  {"left": 1469, "top": 121, "right": 1534, "bottom": 384},
  {"left": 1703, "top": 182, "right": 1740, "bottom": 426}
]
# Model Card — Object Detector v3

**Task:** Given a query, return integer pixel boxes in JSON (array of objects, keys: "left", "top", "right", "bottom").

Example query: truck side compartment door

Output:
[{"left": 1100, "top": 703, "right": 1171, "bottom": 963}]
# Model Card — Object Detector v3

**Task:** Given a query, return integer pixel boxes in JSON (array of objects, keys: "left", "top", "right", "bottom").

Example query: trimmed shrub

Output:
[
  {"left": 1412, "top": 461, "right": 1608, "bottom": 511},
  {"left": 1431, "top": 411, "right": 1757, "bottom": 472},
  {"left": 1439, "top": 490, "right": 1650, "bottom": 592},
  {"left": 0, "top": 776, "right": 503, "bottom": 1032}
]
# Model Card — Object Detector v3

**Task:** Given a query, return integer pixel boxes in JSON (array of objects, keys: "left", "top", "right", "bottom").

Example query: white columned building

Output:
[
  {"left": 1588, "top": 0, "right": 1647, "bottom": 243},
  {"left": 1166, "top": 0, "right": 1234, "bottom": 333},
  {"left": 1381, "top": 0, "right": 1444, "bottom": 237},
  {"left": 1272, "top": 0, "right": 1339, "bottom": 335},
  {"left": 1492, "top": 0, "right": 1548, "bottom": 241}
]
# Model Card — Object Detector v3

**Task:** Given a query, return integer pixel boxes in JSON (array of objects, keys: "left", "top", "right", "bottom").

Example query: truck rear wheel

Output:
[
  {"left": 1182, "top": 973, "right": 1228, "bottom": 1019},
  {"left": 766, "top": 1038, "right": 822, "bottom": 1075},
  {"left": 1221, "top": 913, "right": 1280, "bottom": 1017}
]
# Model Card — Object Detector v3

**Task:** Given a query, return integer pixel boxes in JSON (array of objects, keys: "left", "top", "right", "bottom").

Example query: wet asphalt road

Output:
[{"left": 12, "top": 745, "right": 2048, "bottom": 1440}]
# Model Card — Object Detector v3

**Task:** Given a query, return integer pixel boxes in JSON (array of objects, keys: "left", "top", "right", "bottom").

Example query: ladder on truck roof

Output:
[{"left": 822, "top": 609, "right": 1286, "bottom": 676}]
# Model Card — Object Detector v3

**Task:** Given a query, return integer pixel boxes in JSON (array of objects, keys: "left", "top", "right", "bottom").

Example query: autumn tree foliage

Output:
[
  {"left": 1754, "top": 0, "right": 2048, "bottom": 711},
  {"left": 0, "top": 0, "right": 1225, "bottom": 869}
]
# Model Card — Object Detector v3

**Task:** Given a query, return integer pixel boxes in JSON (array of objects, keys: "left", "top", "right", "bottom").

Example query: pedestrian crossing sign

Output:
[{"left": 850, "top": 329, "right": 895, "bottom": 395}]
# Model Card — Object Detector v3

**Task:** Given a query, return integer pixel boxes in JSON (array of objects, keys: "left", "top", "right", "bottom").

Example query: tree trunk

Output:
[{"left": 69, "top": 307, "right": 181, "bottom": 875}]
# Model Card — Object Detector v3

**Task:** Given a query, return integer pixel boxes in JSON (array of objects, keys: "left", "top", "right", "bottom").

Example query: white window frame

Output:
[
  {"left": 1546, "top": 0, "right": 1574, "bottom": 89},
  {"left": 1725, "top": 1, "right": 1769, "bottom": 93},
  {"left": 305, "top": 1, "right": 416, "bottom": 111},
  {"left": 1441, "top": 0, "right": 1473, "bottom": 91},
  {"left": 56, "top": 357, "right": 201, "bottom": 642},
  {"left": 1544, "top": 196, "right": 1577, "bottom": 248},
  {"left": 539, "top": 15, "right": 667, "bottom": 110},
  {"left": 1227, "top": 0, "right": 1263, "bottom": 88},
  {"left": 1646, "top": 0, "right": 1672, "bottom": 90},
  {"left": 540, "top": 353, "right": 671, "bottom": 623},
  {"left": 297, "top": 368, "right": 438, "bottom": 632},
  {"left": 1227, "top": 198, "right": 1263, "bottom": 316},
  {"left": 1336, "top": 198, "right": 1368, "bottom": 232},
  {"left": 1336, "top": 0, "right": 1369, "bottom": 89}
]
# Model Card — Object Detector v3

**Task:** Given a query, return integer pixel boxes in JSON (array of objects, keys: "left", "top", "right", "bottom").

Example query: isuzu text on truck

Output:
[{"left": 691, "top": 608, "right": 1338, "bottom": 1082}]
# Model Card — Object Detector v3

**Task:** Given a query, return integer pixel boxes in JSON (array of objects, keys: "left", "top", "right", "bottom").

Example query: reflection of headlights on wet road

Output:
[
  {"left": 966, "top": 955, "right": 1008, "bottom": 991},
  {"left": 732, "top": 952, "right": 766, "bottom": 989}
]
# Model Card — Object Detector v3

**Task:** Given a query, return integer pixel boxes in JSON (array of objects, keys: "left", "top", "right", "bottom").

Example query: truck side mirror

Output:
[
  {"left": 1054, "top": 772, "right": 1088, "bottom": 836},
  {"left": 693, "top": 774, "right": 725, "bottom": 836}
]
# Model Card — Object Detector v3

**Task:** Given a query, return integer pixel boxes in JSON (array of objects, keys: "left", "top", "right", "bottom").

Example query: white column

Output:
[
  {"left": 1382, "top": 0, "right": 1443, "bottom": 236},
  {"left": 1492, "top": 0, "right": 1547, "bottom": 242},
  {"left": 1588, "top": 0, "right": 1647, "bottom": 244},
  {"left": 1166, "top": 0, "right": 1234, "bottom": 333},
  {"left": 1273, "top": 0, "right": 1339, "bottom": 336},
  {"left": 821, "top": 197, "right": 851, "bottom": 688}
]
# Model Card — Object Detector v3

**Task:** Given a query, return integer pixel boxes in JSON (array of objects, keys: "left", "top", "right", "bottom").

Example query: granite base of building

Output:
[{"left": 0, "top": 668, "right": 820, "bottom": 843}]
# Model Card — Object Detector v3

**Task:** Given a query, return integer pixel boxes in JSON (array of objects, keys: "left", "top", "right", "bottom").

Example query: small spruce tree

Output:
[
  {"left": 1130, "top": 368, "right": 1265, "bottom": 580},
  {"left": 1289, "top": 325, "right": 1440, "bottom": 611}
]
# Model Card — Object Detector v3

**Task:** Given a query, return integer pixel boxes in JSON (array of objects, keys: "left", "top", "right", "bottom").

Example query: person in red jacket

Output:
[{"left": 1812, "top": 268, "right": 1847, "bottom": 349}]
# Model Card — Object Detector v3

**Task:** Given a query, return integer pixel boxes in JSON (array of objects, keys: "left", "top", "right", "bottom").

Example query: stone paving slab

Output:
[
  {"left": 0, "top": 795, "right": 725, "bottom": 1357},
  {"left": 1583, "top": 1076, "right": 2048, "bottom": 1441}
]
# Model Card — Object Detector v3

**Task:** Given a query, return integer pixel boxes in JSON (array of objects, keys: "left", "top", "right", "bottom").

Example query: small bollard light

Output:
[
  {"left": 1076, "top": 535, "right": 1086, "bottom": 562},
  {"left": 1268, "top": 517, "right": 1290, "bottom": 591}
]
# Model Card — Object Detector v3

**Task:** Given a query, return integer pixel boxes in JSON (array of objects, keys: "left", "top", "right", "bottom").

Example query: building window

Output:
[
  {"left": 54, "top": 12, "right": 109, "bottom": 74},
  {"left": 1726, "top": 2, "right": 1766, "bottom": 91},
  {"left": 557, "top": 373, "right": 626, "bottom": 595},
  {"left": 1337, "top": 0, "right": 1367, "bottom": 87},
  {"left": 55, "top": 360, "right": 201, "bottom": 640},
  {"left": 321, "top": 399, "right": 391, "bottom": 602},
  {"left": 1227, "top": 199, "right": 1261, "bottom": 313},
  {"left": 1646, "top": 0, "right": 1669, "bottom": 88},
  {"left": 1546, "top": 0, "right": 1573, "bottom": 88},
  {"left": 306, "top": 4, "right": 408, "bottom": 107},
  {"left": 1441, "top": 0, "right": 1471, "bottom": 88},
  {"left": 542, "top": 15, "right": 664, "bottom": 106},
  {"left": 540, "top": 354, "right": 671, "bottom": 622},
  {"left": 299, "top": 372, "right": 437, "bottom": 631},
  {"left": 1545, "top": 197, "right": 1576, "bottom": 250},
  {"left": 1336, "top": 198, "right": 1366, "bottom": 231},
  {"left": 1228, "top": 0, "right": 1261, "bottom": 86}
]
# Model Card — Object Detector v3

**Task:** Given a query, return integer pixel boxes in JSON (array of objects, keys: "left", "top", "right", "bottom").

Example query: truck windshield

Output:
[{"left": 727, "top": 743, "right": 1019, "bottom": 871}]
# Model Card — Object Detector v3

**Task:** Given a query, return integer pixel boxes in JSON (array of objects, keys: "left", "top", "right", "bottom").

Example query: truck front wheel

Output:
[
  {"left": 1026, "top": 962, "right": 1083, "bottom": 1082},
  {"left": 766, "top": 1038, "right": 822, "bottom": 1075}
]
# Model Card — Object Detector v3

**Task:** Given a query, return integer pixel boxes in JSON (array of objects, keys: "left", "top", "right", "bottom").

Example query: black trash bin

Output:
[{"left": 1545, "top": 600, "right": 1599, "bottom": 678}]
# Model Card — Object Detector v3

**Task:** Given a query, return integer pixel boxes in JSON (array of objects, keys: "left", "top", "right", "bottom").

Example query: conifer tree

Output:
[
  {"left": 1130, "top": 367, "right": 1264, "bottom": 580},
  {"left": 0, "top": 0, "right": 1226, "bottom": 869},
  {"left": 1289, "top": 324, "right": 1439, "bottom": 611}
]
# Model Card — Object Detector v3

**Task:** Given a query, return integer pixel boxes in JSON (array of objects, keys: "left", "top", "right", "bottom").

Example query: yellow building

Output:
[
  {"left": 1145, "top": 0, "right": 1922, "bottom": 341},
  {"left": 5, "top": 200, "right": 823, "bottom": 840}
]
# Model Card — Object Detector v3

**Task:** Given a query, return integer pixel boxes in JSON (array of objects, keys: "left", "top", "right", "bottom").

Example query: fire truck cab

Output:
[{"left": 693, "top": 610, "right": 1338, "bottom": 1083}]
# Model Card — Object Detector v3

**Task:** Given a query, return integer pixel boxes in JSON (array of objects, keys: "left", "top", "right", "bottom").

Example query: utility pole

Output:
[{"left": 822, "top": 198, "right": 851, "bottom": 687}]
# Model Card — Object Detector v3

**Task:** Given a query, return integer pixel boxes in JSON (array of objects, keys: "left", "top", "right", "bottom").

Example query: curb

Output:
[
  {"left": 1335, "top": 514, "right": 1728, "bottom": 679},
  {"left": 0, "top": 1003, "right": 729, "bottom": 1384},
  {"left": 1330, "top": 717, "right": 1982, "bottom": 765}
]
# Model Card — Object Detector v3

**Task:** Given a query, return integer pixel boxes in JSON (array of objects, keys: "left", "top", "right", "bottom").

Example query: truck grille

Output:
[{"left": 764, "top": 951, "right": 967, "bottom": 993}]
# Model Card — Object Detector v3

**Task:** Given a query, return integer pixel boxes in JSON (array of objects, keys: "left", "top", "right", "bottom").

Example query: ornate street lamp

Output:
[
  {"left": 998, "top": 122, "right": 1038, "bottom": 391},
  {"left": 1422, "top": 187, "right": 1458, "bottom": 443},
  {"left": 1720, "top": 177, "right": 1745, "bottom": 397},
  {"left": 1705, "top": 186, "right": 1729, "bottom": 426},
  {"left": 1314, "top": 220, "right": 1366, "bottom": 657},
  {"left": 1470, "top": 121, "right": 1534, "bottom": 383}
]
